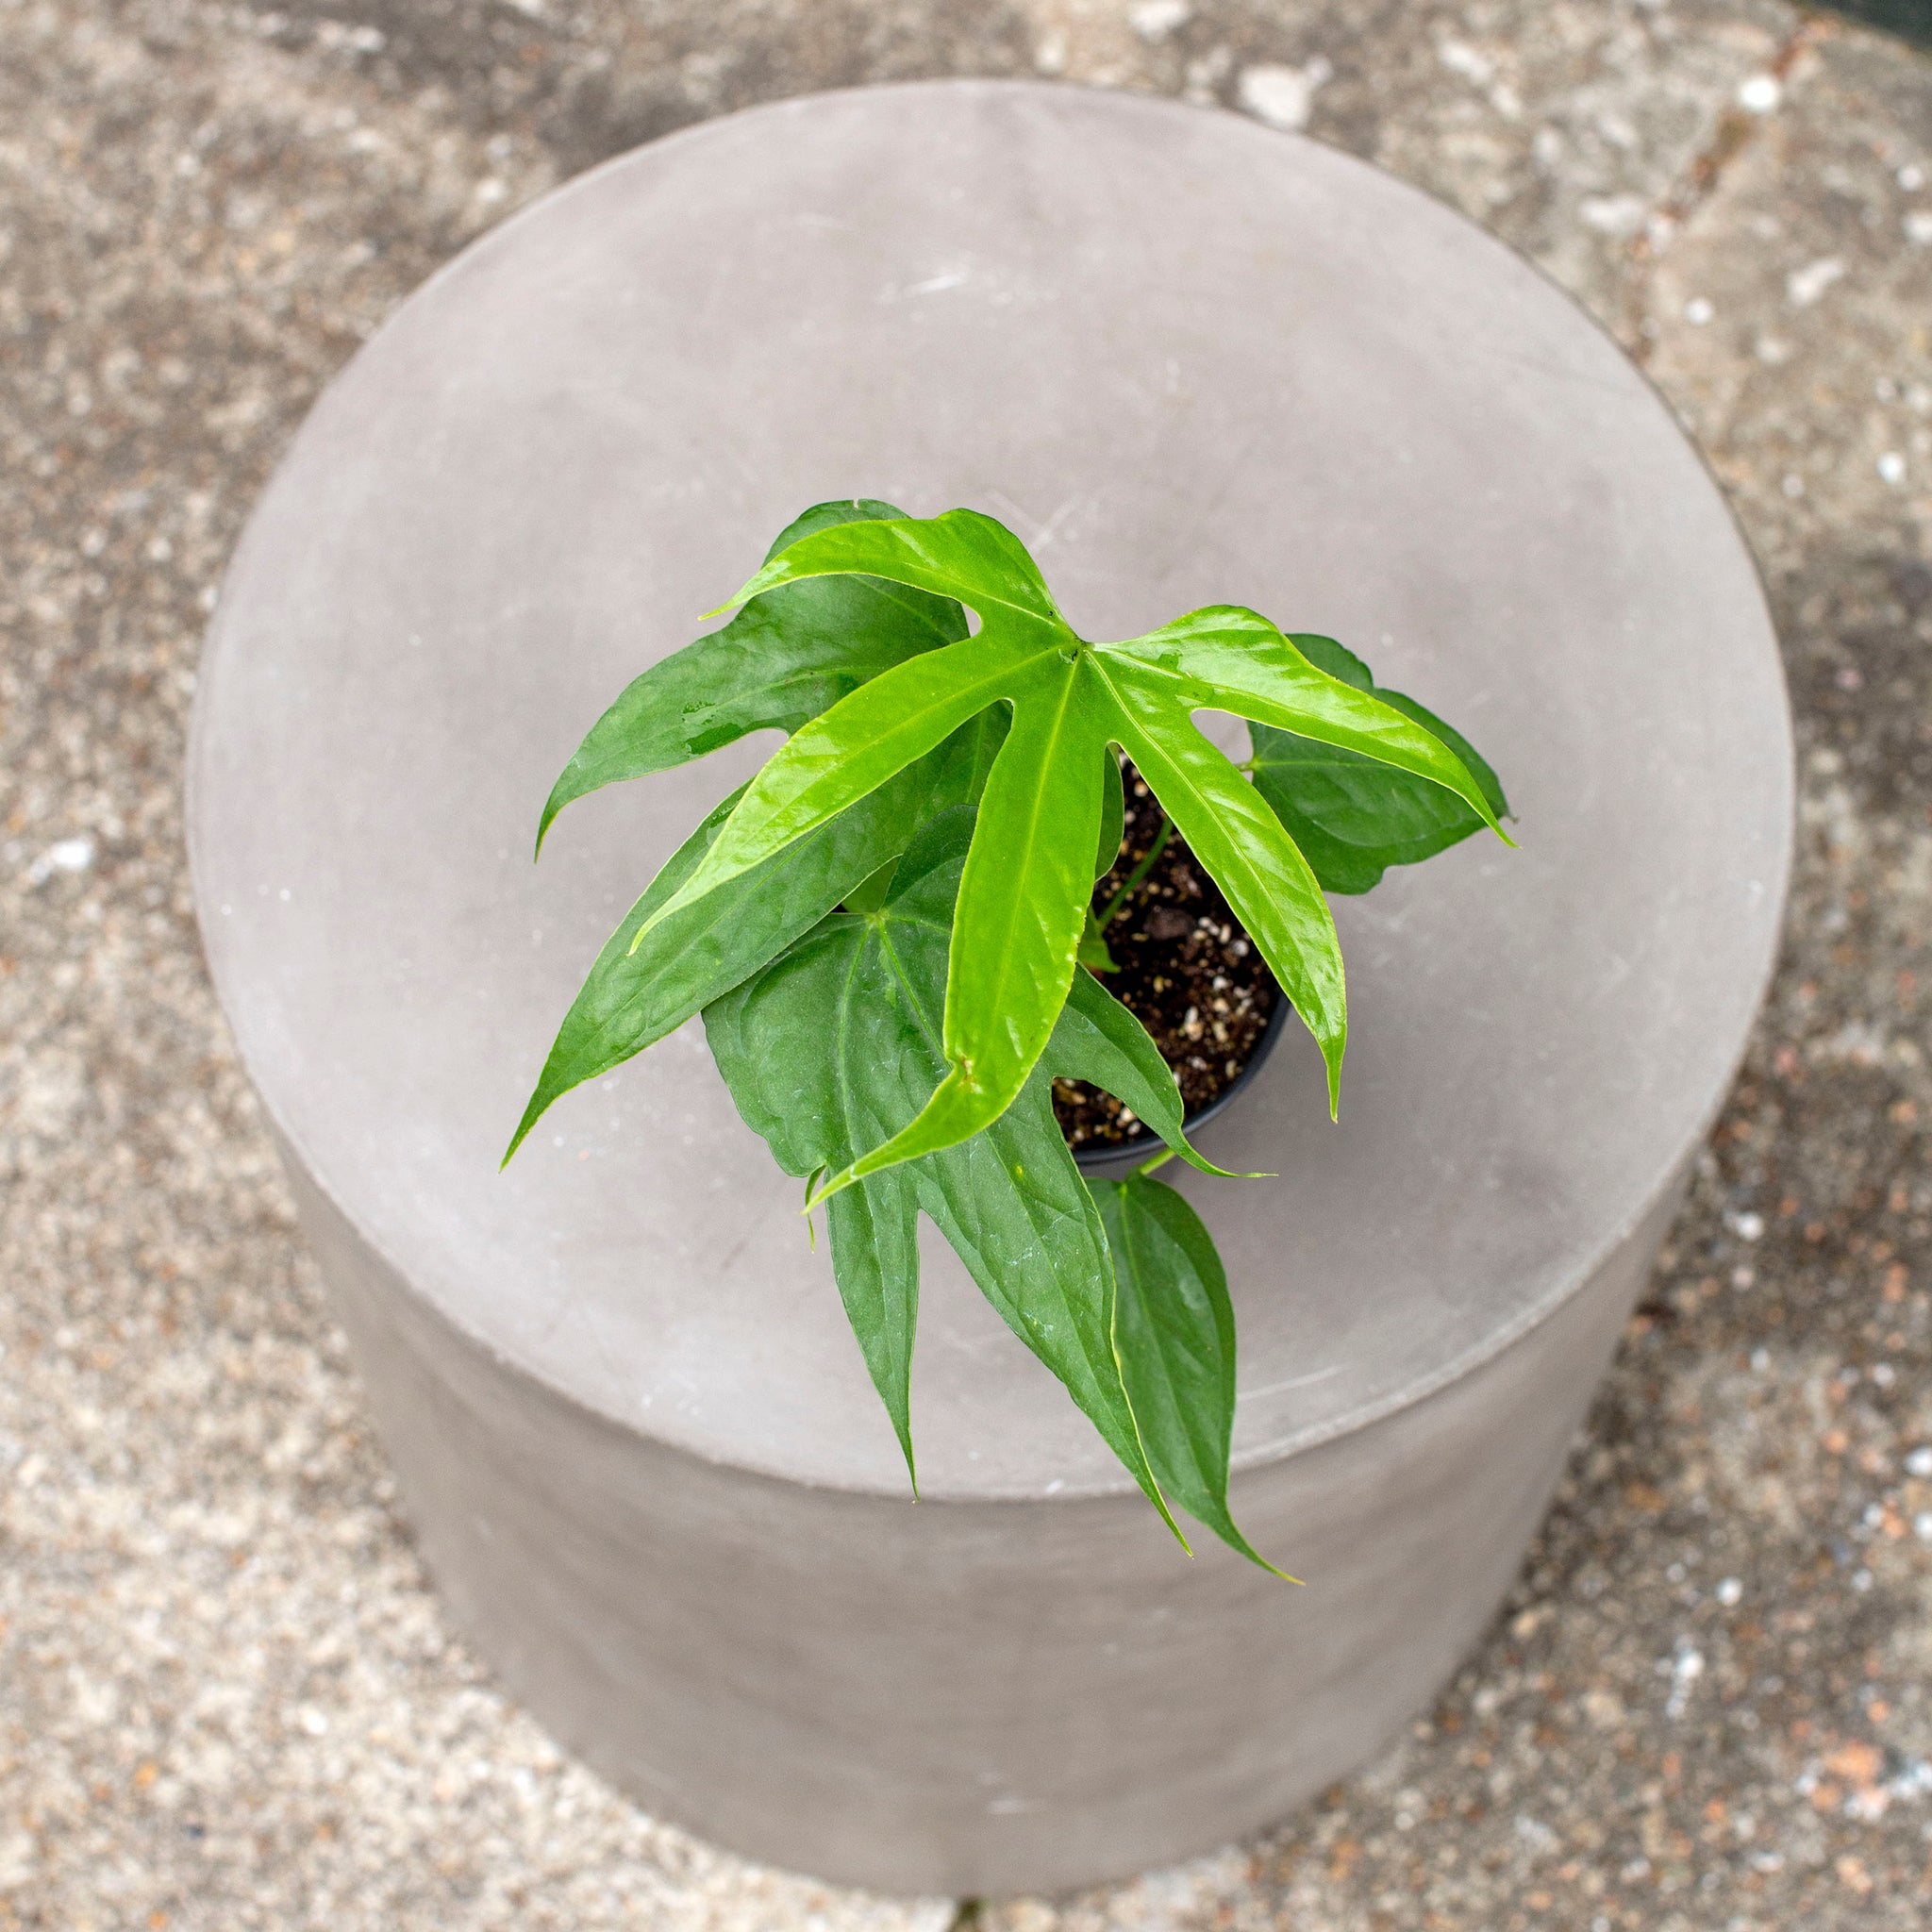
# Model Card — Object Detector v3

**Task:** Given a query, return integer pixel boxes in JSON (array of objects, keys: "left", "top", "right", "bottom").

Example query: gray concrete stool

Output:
[{"left": 188, "top": 82, "right": 1791, "bottom": 1896}]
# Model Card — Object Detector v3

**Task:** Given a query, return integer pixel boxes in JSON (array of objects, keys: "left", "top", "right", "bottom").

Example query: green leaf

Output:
[
  {"left": 1095, "top": 745, "right": 1125, "bottom": 880},
  {"left": 1248, "top": 635, "right": 1512, "bottom": 894},
  {"left": 634, "top": 510, "right": 1507, "bottom": 1199},
  {"left": 1075, "top": 913, "right": 1119, "bottom": 975},
  {"left": 506, "top": 715, "right": 1001, "bottom": 1162},
  {"left": 1053, "top": 968, "right": 1251, "bottom": 1180},
  {"left": 703, "top": 813, "right": 1222, "bottom": 1536},
  {"left": 1101, "top": 669, "right": 1349, "bottom": 1116},
  {"left": 710, "top": 506, "right": 1065, "bottom": 625},
  {"left": 535, "top": 499, "right": 965, "bottom": 854},
  {"left": 1091, "top": 1170, "right": 1292, "bottom": 1575}
]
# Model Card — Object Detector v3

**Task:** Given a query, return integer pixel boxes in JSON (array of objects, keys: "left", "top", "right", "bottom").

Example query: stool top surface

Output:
[{"left": 191, "top": 82, "right": 1790, "bottom": 1498}]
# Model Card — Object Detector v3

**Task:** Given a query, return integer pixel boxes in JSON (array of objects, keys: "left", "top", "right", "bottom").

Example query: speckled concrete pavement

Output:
[{"left": 4, "top": 2, "right": 1931, "bottom": 1927}]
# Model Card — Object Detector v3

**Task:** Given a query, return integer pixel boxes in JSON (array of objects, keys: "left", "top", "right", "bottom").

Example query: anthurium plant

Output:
[{"left": 511, "top": 500, "right": 1509, "bottom": 1569}]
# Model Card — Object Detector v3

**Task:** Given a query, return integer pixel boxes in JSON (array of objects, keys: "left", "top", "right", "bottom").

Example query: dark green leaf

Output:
[
  {"left": 1075, "top": 913, "right": 1119, "bottom": 975},
  {"left": 1249, "top": 635, "right": 1511, "bottom": 894},
  {"left": 1091, "top": 1170, "right": 1291, "bottom": 1574},
  {"left": 1054, "top": 968, "right": 1248, "bottom": 1180},
  {"left": 703, "top": 814, "right": 1222, "bottom": 1534}
]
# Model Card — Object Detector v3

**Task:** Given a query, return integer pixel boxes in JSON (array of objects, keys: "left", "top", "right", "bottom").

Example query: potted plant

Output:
[{"left": 510, "top": 498, "right": 1510, "bottom": 1569}]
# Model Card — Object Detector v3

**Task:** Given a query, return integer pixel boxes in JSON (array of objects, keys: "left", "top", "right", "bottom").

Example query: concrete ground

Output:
[{"left": 4, "top": 0, "right": 1931, "bottom": 1926}]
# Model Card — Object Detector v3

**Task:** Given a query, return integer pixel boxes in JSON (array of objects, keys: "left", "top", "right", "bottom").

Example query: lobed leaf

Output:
[
  {"left": 507, "top": 717, "right": 1001, "bottom": 1162},
  {"left": 536, "top": 499, "right": 964, "bottom": 853},
  {"left": 541, "top": 505, "right": 1509, "bottom": 1208},
  {"left": 716, "top": 505, "right": 1065, "bottom": 627},
  {"left": 1098, "top": 667, "right": 1349, "bottom": 1116},
  {"left": 1108, "top": 607, "right": 1505, "bottom": 837},
  {"left": 1248, "top": 635, "right": 1511, "bottom": 894}
]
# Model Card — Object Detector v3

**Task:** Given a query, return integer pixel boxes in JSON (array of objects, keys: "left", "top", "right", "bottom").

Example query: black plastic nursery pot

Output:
[{"left": 188, "top": 82, "right": 1791, "bottom": 1895}]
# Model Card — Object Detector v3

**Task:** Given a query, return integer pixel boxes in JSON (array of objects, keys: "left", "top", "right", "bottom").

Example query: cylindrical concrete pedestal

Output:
[{"left": 188, "top": 83, "right": 1791, "bottom": 1895}]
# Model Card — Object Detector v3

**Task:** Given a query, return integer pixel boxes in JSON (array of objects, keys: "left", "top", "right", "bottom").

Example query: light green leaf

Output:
[
  {"left": 1091, "top": 1170, "right": 1292, "bottom": 1575},
  {"left": 646, "top": 511, "right": 1507, "bottom": 1196},
  {"left": 506, "top": 716, "right": 1000, "bottom": 1162},
  {"left": 717, "top": 504, "right": 1065, "bottom": 626},
  {"left": 827, "top": 655, "right": 1110, "bottom": 1194},
  {"left": 1095, "top": 744, "right": 1125, "bottom": 880},
  {"left": 536, "top": 499, "right": 964, "bottom": 853},
  {"left": 1108, "top": 606, "right": 1504, "bottom": 830},
  {"left": 1100, "top": 665, "right": 1347, "bottom": 1113},
  {"left": 1249, "top": 635, "right": 1511, "bottom": 894}
]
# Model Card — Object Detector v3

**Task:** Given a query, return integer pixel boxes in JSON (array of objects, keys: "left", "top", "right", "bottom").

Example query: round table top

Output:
[{"left": 190, "top": 81, "right": 1790, "bottom": 1499}]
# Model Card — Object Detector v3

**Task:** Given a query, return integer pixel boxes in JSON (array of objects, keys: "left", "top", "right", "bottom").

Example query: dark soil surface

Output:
[{"left": 1053, "top": 765, "right": 1280, "bottom": 1157}]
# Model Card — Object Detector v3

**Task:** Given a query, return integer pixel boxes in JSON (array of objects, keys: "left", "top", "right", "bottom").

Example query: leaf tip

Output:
[
  {"left": 804, "top": 1162, "right": 858, "bottom": 1211},
  {"left": 533, "top": 787, "right": 569, "bottom": 861},
  {"left": 702, "top": 567, "right": 774, "bottom": 621}
]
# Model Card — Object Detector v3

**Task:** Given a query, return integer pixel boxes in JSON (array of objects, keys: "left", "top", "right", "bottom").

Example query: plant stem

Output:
[
  {"left": 1093, "top": 816, "right": 1173, "bottom": 932},
  {"left": 1135, "top": 1147, "right": 1175, "bottom": 1178}
]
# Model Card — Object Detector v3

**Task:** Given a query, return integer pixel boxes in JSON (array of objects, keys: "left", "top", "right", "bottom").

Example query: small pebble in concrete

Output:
[
  {"left": 1787, "top": 255, "right": 1847, "bottom": 306},
  {"left": 23, "top": 836, "right": 95, "bottom": 884},
  {"left": 1126, "top": 0, "right": 1190, "bottom": 40},
  {"left": 1236, "top": 59, "right": 1330, "bottom": 131}
]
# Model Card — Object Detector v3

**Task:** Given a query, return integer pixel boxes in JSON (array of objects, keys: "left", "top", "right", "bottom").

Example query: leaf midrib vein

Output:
[{"left": 966, "top": 661, "right": 1084, "bottom": 1035}]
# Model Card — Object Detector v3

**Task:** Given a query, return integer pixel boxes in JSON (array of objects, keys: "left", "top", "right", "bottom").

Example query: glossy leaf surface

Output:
[
  {"left": 640, "top": 510, "right": 1506, "bottom": 1198},
  {"left": 508, "top": 714, "right": 1004, "bottom": 1162},
  {"left": 536, "top": 499, "right": 964, "bottom": 854},
  {"left": 1248, "top": 635, "right": 1512, "bottom": 894},
  {"left": 1090, "top": 1169, "right": 1287, "bottom": 1574},
  {"left": 703, "top": 810, "right": 1228, "bottom": 1529},
  {"left": 1094, "top": 746, "right": 1125, "bottom": 879}
]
